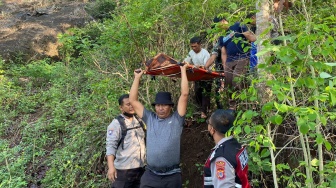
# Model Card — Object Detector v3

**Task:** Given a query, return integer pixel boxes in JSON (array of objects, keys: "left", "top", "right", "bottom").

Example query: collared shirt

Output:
[
  {"left": 210, "top": 136, "right": 237, "bottom": 188},
  {"left": 142, "top": 108, "right": 185, "bottom": 175},
  {"left": 106, "top": 114, "right": 146, "bottom": 170}
]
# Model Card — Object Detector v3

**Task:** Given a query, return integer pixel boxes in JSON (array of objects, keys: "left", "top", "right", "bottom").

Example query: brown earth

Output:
[
  {"left": 0, "top": 0, "right": 92, "bottom": 61},
  {"left": 181, "top": 121, "right": 214, "bottom": 187},
  {"left": 0, "top": 1, "right": 212, "bottom": 187}
]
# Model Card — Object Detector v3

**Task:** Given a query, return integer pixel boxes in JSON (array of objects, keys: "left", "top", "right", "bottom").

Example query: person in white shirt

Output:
[{"left": 184, "top": 36, "right": 211, "bottom": 118}]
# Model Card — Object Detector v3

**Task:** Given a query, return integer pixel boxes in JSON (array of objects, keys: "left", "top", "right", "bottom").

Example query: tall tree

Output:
[
  {"left": 255, "top": 1, "right": 280, "bottom": 188},
  {"left": 256, "top": 0, "right": 272, "bottom": 105}
]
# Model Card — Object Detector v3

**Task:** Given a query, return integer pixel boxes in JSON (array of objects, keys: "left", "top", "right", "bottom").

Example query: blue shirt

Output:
[
  {"left": 219, "top": 22, "right": 251, "bottom": 62},
  {"left": 250, "top": 42, "right": 258, "bottom": 68}
]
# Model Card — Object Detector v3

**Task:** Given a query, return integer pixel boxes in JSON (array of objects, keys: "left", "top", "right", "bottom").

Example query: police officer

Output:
[
  {"left": 106, "top": 94, "right": 146, "bottom": 188},
  {"left": 204, "top": 109, "right": 251, "bottom": 188}
]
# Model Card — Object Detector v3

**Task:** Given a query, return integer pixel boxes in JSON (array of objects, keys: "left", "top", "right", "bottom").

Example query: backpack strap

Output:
[
  {"left": 116, "top": 115, "right": 127, "bottom": 150},
  {"left": 116, "top": 115, "right": 146, "bottom": 150},
  {"left": 134, "top": 114, "right": 146, "bottom": 131}
]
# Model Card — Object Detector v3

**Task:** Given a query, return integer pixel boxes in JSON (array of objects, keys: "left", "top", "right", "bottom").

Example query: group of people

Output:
[
  {"left": 105, "top": 14, "right": 262, "bottom": 188},
  {"left": 185, "top": 15, "right": 257, "bottom": 117},
  {"left": 106, "top": 64, "right": 250, "bottom": 188},
  {"left": 105, "top": 0, "right": 291, "bottom": 186}
]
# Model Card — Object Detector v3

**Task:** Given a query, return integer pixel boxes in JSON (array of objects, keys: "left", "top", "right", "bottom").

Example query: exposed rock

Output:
[{"left": 0, "top": 0, "right": 93, "bottom": 61}]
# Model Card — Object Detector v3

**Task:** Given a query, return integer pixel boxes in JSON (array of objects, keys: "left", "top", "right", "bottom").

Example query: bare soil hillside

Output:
[{"left": 0, "top": 0, "right": 92, "bottom": 61}]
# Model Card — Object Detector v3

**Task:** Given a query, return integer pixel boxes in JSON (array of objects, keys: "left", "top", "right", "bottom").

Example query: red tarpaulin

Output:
[{"left": 144, "top": 53, "right": 224, "bottom": 81}]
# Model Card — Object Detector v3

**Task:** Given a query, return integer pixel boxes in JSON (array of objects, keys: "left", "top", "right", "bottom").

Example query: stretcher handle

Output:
[{"left": 176, "top": 62, "right": 185, "bottom": 66}]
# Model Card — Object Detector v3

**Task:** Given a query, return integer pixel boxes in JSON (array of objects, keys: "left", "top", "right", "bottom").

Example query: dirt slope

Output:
[{"left": 0, "top": 0, "right": 92, "bottom": 61}]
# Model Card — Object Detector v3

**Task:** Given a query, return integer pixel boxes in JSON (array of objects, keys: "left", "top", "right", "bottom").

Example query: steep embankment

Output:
[{"left": 0, "top": 0, "right": 91, "bottom": 60}]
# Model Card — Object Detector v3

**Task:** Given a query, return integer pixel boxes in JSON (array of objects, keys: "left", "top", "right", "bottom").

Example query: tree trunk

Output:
[
  {"left": 256, "top": 0, "right": 272, "bottom": 105},
  {"left": 256, "top": 1, "right": 279, "bottom": 188}
]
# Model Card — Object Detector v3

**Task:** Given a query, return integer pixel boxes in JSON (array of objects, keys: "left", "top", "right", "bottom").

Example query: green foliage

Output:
[
  {"left": 1, "top": 0, "right": 335, "bottom": 187},
  {"left": 85, "top": 0, "right": 117, "bottom": 19},
  {"left": 232, "top": 1, "right": 336, "bottom": 186},
  {"left": 195, "top": 163, "right": 204, "bottom": 175},
  {"left": 0, "top": 140, "right": 28, "bottom": 187},
  {"left": 58, "top": 23, "right": 103, "bottom": 64},
  {"left": 0, "top": 56, "right": 120, "bottom": 187}
]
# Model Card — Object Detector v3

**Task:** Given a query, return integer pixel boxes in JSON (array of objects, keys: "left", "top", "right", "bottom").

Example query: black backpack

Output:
[{"left": 116, "top": 115, "right": 146, "bottom": 150}]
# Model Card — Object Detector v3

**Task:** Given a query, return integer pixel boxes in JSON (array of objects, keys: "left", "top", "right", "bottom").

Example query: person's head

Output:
[
  {"left": 247, "top": 13, "right": 256, "bottom": 25},
  {"left": 190, "top": 36, "right": 202, "bottom": 53},
  {"left": 207, "top": 109, "right": 235, "bottom": 143},
  {"left": 213, "top": 16, "right": 229, "bottom": 29},
  {"left": 152, "top": 92, "right": 174, "bottom": 119},
  {"left": 118, "top": 94, "right": 135, "bottom": 117}
]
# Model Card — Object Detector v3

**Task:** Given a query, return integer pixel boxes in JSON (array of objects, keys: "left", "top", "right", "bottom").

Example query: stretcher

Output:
[{"left": 144, "top": 53, "right": 224, "bottom": 81}]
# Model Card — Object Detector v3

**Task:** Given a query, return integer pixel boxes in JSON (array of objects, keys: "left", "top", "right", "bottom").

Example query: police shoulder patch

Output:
[
  {"left": 215, "top": 161, "right": 225, "bottom": 180},
  {"left": 238, "top": 148, "right": 248, "bottom": 170}
]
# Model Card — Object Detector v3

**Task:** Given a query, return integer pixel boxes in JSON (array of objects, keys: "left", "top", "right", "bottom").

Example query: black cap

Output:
[
  {"left": 213, "top": 16, "right": 227, "bottom": 23},
  {"left": 151, "top": 92, "right": 174, "bottom": 106}
]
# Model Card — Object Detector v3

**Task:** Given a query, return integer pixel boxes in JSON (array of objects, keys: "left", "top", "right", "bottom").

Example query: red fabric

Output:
[
  {"left": 145, "top": 53, "right": 224, "bottom": 81},
  {"left": 235, "top": 147, "right": 251, "bottom": 188}
]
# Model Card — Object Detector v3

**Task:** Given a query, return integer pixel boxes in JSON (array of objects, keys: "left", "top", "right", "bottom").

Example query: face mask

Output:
[
  {"left": 207, "top": 131, "right": 214, "bottom": 142},
  {"left": 123, "top": 112, "right": 134, "bottom": 118}
]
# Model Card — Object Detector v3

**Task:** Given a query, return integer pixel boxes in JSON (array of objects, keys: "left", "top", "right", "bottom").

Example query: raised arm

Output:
[
  {"left": 177, "top": 63, "right": 189, "bottom": 116},
  {"left": 220, "top": 47, "right": 227, "bottom": 90},
  {"left": 129, "top": 69, "right": 145, "bottom": 118},
  {"left": 243, "top": 30, "right": 256, "bottom": 42},
  {"left": 205, "top": 42, "right": 221, "bottom": 70},
  {"left": 221, "top": 46, "right": 227, "bottom": 68}
]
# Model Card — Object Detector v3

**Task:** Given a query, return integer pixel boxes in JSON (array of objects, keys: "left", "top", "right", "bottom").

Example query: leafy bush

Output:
[{"left": 84, "top": 0, "right": 117, "bottom": 19}]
